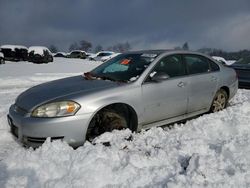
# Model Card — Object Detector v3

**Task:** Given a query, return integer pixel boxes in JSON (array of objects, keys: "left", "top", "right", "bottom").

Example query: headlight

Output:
[{"left": 31, "top": 101, "right": 80, "bottom": 118}]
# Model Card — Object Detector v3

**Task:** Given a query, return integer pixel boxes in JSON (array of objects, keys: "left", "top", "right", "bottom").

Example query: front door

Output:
[{"left": 141, "top": 54, "right": 188, "bottom": 124}]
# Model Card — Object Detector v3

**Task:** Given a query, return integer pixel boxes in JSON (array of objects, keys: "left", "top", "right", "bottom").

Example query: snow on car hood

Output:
[{"left": 15, "top": 75, "right": 121, "bottom": 111}]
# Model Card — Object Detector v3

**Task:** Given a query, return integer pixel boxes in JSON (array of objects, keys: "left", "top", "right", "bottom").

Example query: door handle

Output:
[{"left": 177, "top": 82, "right": 186, "bottom": 88}]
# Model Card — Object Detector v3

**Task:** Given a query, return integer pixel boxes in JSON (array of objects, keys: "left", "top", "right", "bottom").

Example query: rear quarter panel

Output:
[{"left": 217, "top": 65, "right": 238, "bottom": 100}]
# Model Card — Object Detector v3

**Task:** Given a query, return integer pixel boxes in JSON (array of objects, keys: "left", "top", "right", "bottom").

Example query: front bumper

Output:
[{"left": 8, "top": 104, "right": 93, "bottom": 148}]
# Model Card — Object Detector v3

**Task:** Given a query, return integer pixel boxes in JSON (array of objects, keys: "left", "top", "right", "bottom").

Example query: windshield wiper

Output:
[
  {"left": 83, "top": 72, "right": 96, "bottom": 80},
  {"left": 84, "top": 72, "right": 115, "bottom": 81},
  {"left": 84, "top": 72, "right": 127, "bottom": 83},
  {"left": 96, "top": 75, "right": 116, "bottom": 82}
]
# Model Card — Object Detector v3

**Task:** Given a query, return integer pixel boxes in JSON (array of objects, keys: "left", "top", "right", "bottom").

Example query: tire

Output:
[
  {"left": 86, "top": 109, "right": 128, "bottom": 141},
  {"left": 210, "top": 89, "right": 228, "bottom": 112}
]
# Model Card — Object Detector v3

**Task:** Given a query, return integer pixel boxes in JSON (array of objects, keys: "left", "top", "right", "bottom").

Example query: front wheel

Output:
[
  {"left": 86, "top": 109, "right": 128, "bottom": 141},
  {"left": 210, "top": 89, "right": 228, "bottom": 112}
]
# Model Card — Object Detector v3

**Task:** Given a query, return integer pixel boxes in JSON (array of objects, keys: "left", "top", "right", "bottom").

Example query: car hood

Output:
[{"left": 15, "top": 75, "right": 121, "bottom": 111}]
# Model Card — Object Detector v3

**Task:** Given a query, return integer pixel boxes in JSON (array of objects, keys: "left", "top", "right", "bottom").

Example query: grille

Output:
[{"left": 26, "top": 136, "right": 64, "bottom": 143}]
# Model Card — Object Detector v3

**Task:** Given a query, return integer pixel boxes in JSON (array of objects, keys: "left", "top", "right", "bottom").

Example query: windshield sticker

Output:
[
  {"left": 120, "top": 59, "right": 131, "bottom": 65},
  {"left": 141, "top": 54, "right": 157, "bottom": 58}
]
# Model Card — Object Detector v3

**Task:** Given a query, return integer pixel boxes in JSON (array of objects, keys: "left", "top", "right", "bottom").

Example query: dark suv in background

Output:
[
  {"left": 229, "top": 56, "right": 250, "bottom": 88},
  {"left": 0, "top": 45, "right": 28, "bottom": 62},
  {"left": 28, "top": 46, "right": 53, "bottom": 64}
]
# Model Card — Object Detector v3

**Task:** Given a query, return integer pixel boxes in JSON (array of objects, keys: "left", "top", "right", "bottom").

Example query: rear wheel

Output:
[
  {"left": 86, "top": 109, "right": 128, "bottom": 141},
  {"left": 210, "top": 89, "right": 228, "bottom": 112}
]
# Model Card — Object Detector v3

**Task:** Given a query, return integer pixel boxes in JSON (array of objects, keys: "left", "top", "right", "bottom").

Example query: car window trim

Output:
[
  {"left": 207, "top": 58, "right": 221, "bottom": 72},
  {"left": 183, "top": 54, "right": 219, "bottom": 76},
  {"left": 142, "top": 53, "right": 187, "bottom": 84}
]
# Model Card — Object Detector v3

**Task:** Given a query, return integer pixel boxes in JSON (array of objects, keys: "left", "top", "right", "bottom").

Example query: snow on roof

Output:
[
  {"left": 212, "top": 56, "right": 226, "bottom": 62},
  {"left": 28, "top": 46, "right": 51, "bottom": 55},
  {"left": 1, "top": 45, "right": 28, "bottom": 51},
  {"left": 212, "top": 56, "right": 231, "bottom": 65}
]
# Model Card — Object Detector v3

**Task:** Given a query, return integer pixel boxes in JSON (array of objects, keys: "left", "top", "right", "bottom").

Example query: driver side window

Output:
[{"left": 150, "top": 54, "right": 186, "bottom": 79}]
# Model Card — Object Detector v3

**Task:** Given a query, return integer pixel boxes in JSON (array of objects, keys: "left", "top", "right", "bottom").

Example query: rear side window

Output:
[
  {"left": 184, "top": 55, "right": 210, "bottom": 75},
  {"left": 209, "top": 59, "right": 220, "bottom": 71}
]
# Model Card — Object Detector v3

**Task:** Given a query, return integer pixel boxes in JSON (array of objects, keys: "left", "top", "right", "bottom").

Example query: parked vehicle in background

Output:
[
  {"left": 54, "top": 52, "right": 67, "bottom": 58},
  {"left": 229, "top": 56, "right": 250, "bottom": 88},
  {"left": 212, "top": 56, "right": 228, "bottom": 65},
  {"left": 86, "top": 52, "right": 95, "bottom": 59},
  {"left": 0, "top": 45, "right": 28, "bottom": 61},
  {"left": 0, "top": 52, "right": 5, "bottom": 64},
  {"left": 90, "top": 51, "right": 117, "bottom": 62},
  {"left": 28, "top": 46, "right": 53, "bottom": 64},
  {"left": 68, "top": 50, "right": 87, "bottom": 59},
  {"left": 8, "top": 50, "right": 238, "bottom": 148}
]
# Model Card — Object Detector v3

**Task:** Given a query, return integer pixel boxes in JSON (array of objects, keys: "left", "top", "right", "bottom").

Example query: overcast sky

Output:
[{"left": 0, "top": 0, "right": 250, "bottom": 51}]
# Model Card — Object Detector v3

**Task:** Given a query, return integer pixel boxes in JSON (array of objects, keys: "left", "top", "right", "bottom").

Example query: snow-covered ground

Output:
[{"left": 0, "top": 58, "right": 250, "bottom": 187}]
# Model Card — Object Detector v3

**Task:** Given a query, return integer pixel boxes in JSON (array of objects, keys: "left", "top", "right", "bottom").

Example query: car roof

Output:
[
  {"left": 124, "top": 49, "right": 213, "bottom": 58},
  {"left": 125, "top": 49, "right": 169, "bottom": 55},
  {"left": 70, "top": 50, "right": 86, "bottom": 53}
]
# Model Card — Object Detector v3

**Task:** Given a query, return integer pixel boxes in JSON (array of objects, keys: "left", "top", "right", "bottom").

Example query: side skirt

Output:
[{"left": 138, "top": 108, "right": 208, "bottom": 130}]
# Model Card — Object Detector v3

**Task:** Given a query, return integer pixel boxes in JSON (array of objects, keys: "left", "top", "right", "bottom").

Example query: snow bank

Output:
[
  {"left": 1, "top": 94, "right": 250, "bottom": 187},
  {"left": 0, "top": 59, "right": 250, "bottom": 187}
]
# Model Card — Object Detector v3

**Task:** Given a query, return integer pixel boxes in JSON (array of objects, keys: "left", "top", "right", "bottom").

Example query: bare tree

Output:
[
  {"left": 182, "top": 42, "right": 189, "bottom": 50},
  {"left": 49, "top": 45, "right": 58, "bottom": 53},
  {"left": 107, "top": 42, "right": 131, "bottom": 53},
  {"left": 95, "top": 45, "right": 103, "bottom": 53},
  {"left": 80, "top": 40, "right": 92, "bottom": 52},
  {"left": 69, "top": 42, "right": 79, "bottom": 51}
]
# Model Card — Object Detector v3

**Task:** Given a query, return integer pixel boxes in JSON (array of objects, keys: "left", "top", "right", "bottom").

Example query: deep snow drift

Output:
[{"left": 0, "top": 58, "right": 250, "bottom": 187}]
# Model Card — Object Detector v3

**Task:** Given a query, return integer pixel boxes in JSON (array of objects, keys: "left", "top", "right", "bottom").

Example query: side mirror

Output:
[{"left": 151, "top": 72, "right": 170, "bottom": 82}]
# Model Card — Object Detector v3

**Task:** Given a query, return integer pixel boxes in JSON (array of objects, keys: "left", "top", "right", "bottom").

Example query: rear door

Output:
[
  {"left": 141, "top": 54, "right": 189, "bottom": 124},
  {"left": 183, "top": 54, "right": 219, "bottom": 113}
]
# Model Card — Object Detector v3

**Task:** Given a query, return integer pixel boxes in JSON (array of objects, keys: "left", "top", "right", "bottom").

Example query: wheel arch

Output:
[
  {"left": 220, "top": 86, "right": 230, "bottom": 98},
  {"left": 88, "top": 102, "right": 138, "bottom": 132}
]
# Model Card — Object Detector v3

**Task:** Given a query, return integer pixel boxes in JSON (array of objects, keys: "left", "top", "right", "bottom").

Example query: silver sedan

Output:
[{"left": 8, "top": 50, "right": 238, "bottom": 148}]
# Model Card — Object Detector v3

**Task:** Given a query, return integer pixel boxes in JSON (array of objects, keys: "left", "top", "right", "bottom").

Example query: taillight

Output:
[
  {"left": 235, "top": 70, "right": 238, "bottom": 77},
  {"left": 234, "top": 69, "right": 238, "bottom": 80}
]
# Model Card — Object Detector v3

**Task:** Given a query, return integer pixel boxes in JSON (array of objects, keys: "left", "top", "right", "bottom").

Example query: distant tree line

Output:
[
  {"left": 67, "top": 40, "right": 131, "bottom": 53},
  {"left": 174, "top": 42, "right": 250, "bottom": 60},
  {"left": 48, "top": 40, "right": 250, "bottom": 60},
  {"left": 48, "top": 40, "right": 131, "bottom": 54},
  {"left": 197, "top": 48, "right": 250, "bottom": 61}
]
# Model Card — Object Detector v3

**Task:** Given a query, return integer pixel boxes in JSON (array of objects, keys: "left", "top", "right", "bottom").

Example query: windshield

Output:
[
  {"left": 97, "top": 52, "right": 112, "bottom": 57},
  {"left": 89, "top": 53, "right": 158, "bottom": 82},
  {"left": 71, "top": 52, "right": 81, "bottom": 55},
  {"left": 235, "top": 56, "right": 250, "bottom": 65}
]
